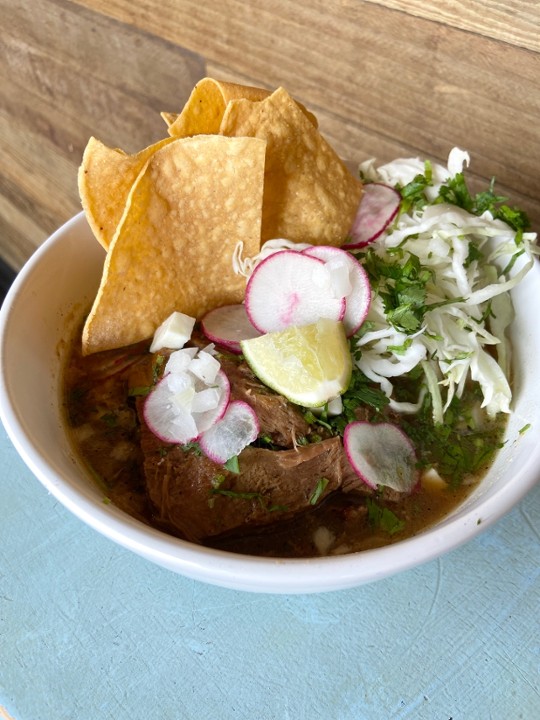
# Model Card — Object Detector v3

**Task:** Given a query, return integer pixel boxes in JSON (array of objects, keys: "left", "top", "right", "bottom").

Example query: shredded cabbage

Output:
[
  {"left": 356, "top": 148, "right": 538, "bottom": 422},
  {"left": 233, "top": 238, "right": 311, "bottom": 277}
]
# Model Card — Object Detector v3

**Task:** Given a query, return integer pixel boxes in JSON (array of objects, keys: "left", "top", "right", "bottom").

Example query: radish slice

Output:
[
  {"left": 201, "top": 304, "right": 261, "bottom": 354},
  {"left": 345, "top": 183, "right": 401, "bottom": 249},
  {"left": 143, "top": 368, "right": 230, "bottom": 444},
  {"left": 143, "top": 374, "right": 198, "bottom": 444},
  {"left": 199, "top": 400, "right": 260, "bottom": 464},
  {"left": 343, "top": 421, "right": 418, "bottom": 493},
  {"left": 303, "top": 246, "right": 371, "bottom": 336},
  {"left": 245, "top": 250, "right": 346, "bottom": 333}
]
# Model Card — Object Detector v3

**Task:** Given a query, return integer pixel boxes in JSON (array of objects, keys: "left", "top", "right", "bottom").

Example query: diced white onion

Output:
[
  {"left": 191, "top": 387, "right": 220, "bottom": 413},
  {"left": 188, "top": 350, "right": 220, "bottom": 384},
  {"left": 150, "top": 311, "right": 196, "bottom": 353},
  {"left": 165, "top": 347, "right": 198, "bottom": 374}
]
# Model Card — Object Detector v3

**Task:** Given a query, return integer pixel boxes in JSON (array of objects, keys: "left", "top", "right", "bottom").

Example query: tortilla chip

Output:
[
  {"left": 160, "top": 111, "right": 179, "bottom": 127},
  {"left": 167, "top": 77, "right": 317, "bottom": 138},
  {"left": 82, "top": 135, "right": 266, "bottom": 355},
  {"left": 78, "top": 136, "right": 175, "bottom": 250},
  {"left": 219, "top": 87, "right": 362, "bottom": 247}
]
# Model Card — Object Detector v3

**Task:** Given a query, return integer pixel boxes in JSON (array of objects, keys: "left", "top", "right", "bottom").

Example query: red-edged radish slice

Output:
[
  {"left": 143, "top": 373, "right": 198, "bottom": 444},
  {"left": 245, "top": 250, "right": 346, "bottom": 333},
  {"left": 343, "top": 421, "right": 418, "bottom": 493},
  {"left": 345, "top": 183, "right": 401, "bottom": 249},
  {"left": 143, "top": 369, "right": 230, "bottom": 444},
  {"left": 199, "top": 400, "right": 259, "bottom": 464},
  {"left": 201, "top": 304, "right": 261, "bottom": 354},
  {"left": 303, "top": 246, "right": 371, "bottom": 336}
]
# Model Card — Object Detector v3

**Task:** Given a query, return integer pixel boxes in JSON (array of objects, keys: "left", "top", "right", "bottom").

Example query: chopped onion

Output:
[{"left": 150, "top": 311, "right": 195, "bottom": 353}]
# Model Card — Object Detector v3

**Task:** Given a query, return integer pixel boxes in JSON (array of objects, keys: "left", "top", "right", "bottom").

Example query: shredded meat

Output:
[{"left": 140, "top": 407, "right": 346, "bottom": 541}]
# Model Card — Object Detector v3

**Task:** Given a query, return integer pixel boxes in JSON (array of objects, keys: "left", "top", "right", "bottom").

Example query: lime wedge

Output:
[{"left": 240, "top": 319, "right": 352, "bottom": 407}]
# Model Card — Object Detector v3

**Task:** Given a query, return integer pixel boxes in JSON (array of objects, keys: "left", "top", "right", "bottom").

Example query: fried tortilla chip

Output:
[
  {"left": 160, "top": 111, "right": 178, "bottom": 127},
  {"left": 167, "top": 77, "right": 317, "bottom": 138},
  {"left": 219, "top": 87, "right": 363, "bottom": 246},
  {"left": 167, "top": 78, "right": 269, "bottom": 138},
  {"left": 78, "top": 136, "right": 175, "bottom": 250},
  {"left": 82, "top": 135, "right": 266, "bottom": 355}
]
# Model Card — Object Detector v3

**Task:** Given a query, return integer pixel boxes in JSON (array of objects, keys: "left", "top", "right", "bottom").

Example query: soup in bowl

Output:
[{"left": 0, "top": 211, "right": 539, "bottom": 593}]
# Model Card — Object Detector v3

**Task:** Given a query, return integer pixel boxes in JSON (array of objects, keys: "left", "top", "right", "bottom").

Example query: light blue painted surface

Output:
[{"left": 0, "top": 423, "right": 539, "bottom": 720}]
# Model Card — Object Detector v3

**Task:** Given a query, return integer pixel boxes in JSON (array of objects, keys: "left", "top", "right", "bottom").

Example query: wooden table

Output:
[{"left": 1, "top": 0, "right": 539, "bottom": 269}]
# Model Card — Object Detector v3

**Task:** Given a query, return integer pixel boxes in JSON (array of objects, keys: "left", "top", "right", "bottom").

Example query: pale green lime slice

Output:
[{"left": 240, "top": 319, "right": 352, "bottom": 407}]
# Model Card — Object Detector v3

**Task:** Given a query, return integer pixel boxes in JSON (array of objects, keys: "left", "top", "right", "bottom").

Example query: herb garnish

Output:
[
  {"left": 398, "top": 162, "right": 531, "bottom": 235},
  {"left": 400, "top": 387, "right": 506, "bottom": 488},
  {"left": 209, "top": 480, "right": 287, "bottom": 513},
  {"left": 438, "top": 174, "right": 531, "bottom": 234},
  {"left": 224, "top": 455, "right": 240, "bottom": 474},
  {"left": 398, "top": 160, "right": 433, "bottom": 214},
  {"left": 181, "top": 441, "right": 202, "bottom": 455},
  {"left": 309, "top": 477, "right": 329, "bottom": 505},
  {"left": 152, "top": 354, "right": 165, "bottom": 383},
  {"left": 322, "top": 367, "right": 389, "bottom": 436},
  {"left": 99, "top": 411, "right": 118, "bottom": 427},
  {"left": 128, "top": 385, "right": 152, "bottom": 397},
  {"left": 366, "top": 498, "right": 405, "bottom": 535}
]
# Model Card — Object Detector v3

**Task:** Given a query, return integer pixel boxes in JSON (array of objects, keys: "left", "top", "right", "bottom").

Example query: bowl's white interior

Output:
[{"left": 1, "top": 213, "right": 539, "bottom": 594}]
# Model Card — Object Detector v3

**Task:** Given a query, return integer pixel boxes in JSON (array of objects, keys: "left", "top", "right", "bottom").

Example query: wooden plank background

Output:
[{"left": 1, "top": 0, "right": 539, "bottom": 270}]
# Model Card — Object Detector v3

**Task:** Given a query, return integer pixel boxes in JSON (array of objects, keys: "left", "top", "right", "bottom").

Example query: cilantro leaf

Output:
[
  {"left": 224, "top": 455, "right": 240, "bottom": 474},
  {"left": 309, "top": 477, "right": 329, "bottom": 505},
  {"left": 398, "top": 160, "right": 433, "bottom": 213},
  {"left": 436, "top": 172, "right": 531, "bottom": 232},
  {"left": 367, "top": 498, "right": 405, "bottom": 535}
]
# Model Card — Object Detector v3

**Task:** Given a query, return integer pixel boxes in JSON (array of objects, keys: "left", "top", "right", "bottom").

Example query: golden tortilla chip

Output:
[
  {"left": 219, "top": 87, "right": 362, "bottom": 246},
  {"left": 78, "top": 136, "right": 175, "bottom": 250},
  {"left": 167, "top": 77, "right": 317, "bottom": 139},
  {"left": 160, "top": 111, "right": 179, "bottom": 127},
  {"left": 167, "top": 78, "right": 270, "bottom": 138},
  {"left": 82, "top": 135, "right": 266, "bottom": 355}
]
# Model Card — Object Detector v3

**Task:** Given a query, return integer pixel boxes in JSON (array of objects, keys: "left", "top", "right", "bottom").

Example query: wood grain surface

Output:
[
  {"left": 1, "top": 0, "right": 539, "bottom": 269},
  {"left": 362, "top": 0, "right": 540, "bottom": 52},
  {"left": 0, "top": 0, "right": 204, "bottom": 268}
]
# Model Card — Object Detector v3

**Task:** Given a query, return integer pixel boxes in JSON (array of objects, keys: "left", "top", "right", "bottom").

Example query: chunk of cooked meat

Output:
[
  {"left": 218, "top": 354, "right": 313, "bottom": 448},
  {"left": 139, "top": 409, "right": 345, "bottom": 542}
]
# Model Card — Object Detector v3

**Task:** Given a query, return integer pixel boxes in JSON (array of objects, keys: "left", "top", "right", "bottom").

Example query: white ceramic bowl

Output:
[{"left": 1, "top": 213, "right": 539, "bottom": 594}]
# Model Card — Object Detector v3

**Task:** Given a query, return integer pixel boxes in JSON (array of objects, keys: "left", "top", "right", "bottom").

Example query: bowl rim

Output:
[{"left": 1, "top": 212, "right": 539, "bottom": 594}]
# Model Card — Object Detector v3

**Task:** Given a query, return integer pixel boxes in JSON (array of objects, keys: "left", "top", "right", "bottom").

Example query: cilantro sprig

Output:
[
  {"left": 366, "top": 498, "right": 405, "bottom": 535},
  {"left": 400, "top": 388, "right": 506, "bottom": 487},
  {"left": 360, "top": 249, "right": 434, "bottom": 333},
  {"left": 398, "top": 161, "right": 531, "bottom": 235},
  {"left": 399, "top": 160, "right": 433, "bottom": 213},
  {"left": 303, "top": 366, "right": 389, "bottom": 437}
]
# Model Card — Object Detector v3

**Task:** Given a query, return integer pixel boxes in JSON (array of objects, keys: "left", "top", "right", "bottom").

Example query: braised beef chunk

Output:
[
  {"left": 218, "top": 354, "right": 313, "bottom": 448},
  {"left": 140, "top": 408, "right": 345, "bottom": 541}
]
